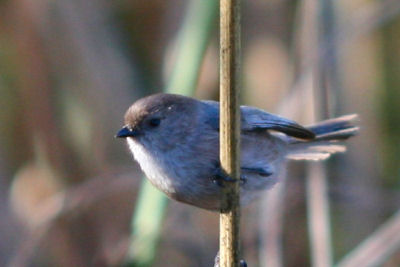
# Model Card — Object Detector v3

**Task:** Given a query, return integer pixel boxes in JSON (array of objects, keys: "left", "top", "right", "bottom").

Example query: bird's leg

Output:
[
  {"left": 211, "top": 163, "right": 246, "bottom": 187},
  {"left": 214, "top": 251, "right": 247, "bottom": 267}
]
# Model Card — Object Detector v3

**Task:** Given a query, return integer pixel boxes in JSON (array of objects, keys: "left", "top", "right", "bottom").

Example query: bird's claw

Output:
[
  {"left": 211, "top": 167, "right": 246, "bottom": 187},
  {"left": 214, "top": 252, "right": 247, "bottom": 267}
]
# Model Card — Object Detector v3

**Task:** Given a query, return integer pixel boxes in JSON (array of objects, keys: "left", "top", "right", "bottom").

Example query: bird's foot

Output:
[
  {"left": 211, "top": 165, "right": 246, "bottom": 187},
  {"left": 214, "top": 251, "right": 247, "bottom": 267}
]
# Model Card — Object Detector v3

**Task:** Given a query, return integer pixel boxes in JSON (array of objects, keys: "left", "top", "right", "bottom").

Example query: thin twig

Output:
[
  {"left": 305, "top": 0, "right": 336, "bottom": 266},
  {"left": 306, "top": 163, "right": 333, "bottom": 267},
  {"left": 219, "top": 0, "right": 241, "bottom": 266},
  {"left": 296, "top": 0, "right": 334, "bottom": 266}
]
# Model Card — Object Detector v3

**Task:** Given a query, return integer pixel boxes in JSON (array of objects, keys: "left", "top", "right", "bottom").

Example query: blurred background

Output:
[{"left": 0, "top": 0, "right": 399, "bottom": 266}]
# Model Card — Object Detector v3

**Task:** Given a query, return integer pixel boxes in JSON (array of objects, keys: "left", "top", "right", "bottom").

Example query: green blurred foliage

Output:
[{"left": 380, "top": 16, "right": 400, "bottom": 189}]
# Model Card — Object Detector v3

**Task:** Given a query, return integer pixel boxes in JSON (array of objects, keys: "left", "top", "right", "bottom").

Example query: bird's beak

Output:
[{"left": 115, "top": 126, "right": 140, "bottom": 138}]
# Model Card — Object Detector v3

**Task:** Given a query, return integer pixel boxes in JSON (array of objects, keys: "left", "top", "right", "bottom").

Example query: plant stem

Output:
[{"left": 219, "top": 0, "right": 241, "bottom": 266}]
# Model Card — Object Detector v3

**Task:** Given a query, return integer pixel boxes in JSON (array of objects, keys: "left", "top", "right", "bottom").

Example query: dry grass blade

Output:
[{"left": 336, "top": 210, "right": 400, "bottom": 267}]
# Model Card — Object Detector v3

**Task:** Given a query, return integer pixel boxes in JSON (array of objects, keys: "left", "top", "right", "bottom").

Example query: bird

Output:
[{"left": 116, "top": 93, "right": 358, "bottom": 211}]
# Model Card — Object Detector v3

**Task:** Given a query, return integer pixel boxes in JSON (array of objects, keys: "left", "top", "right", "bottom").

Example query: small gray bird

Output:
[{"left": 116, "top": 93, "right": 358, "bottom": 211}]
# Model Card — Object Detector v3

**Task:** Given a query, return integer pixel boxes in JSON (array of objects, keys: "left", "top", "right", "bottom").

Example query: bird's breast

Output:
[{"left": 127, "top": 138, "right": 177, "bottom": 195}]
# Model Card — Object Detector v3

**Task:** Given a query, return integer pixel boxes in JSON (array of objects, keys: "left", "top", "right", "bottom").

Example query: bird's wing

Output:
[
  {"left": 202, "top": 101, "right": 315, "bottom": 140},
  {"left": 240, "top": 106, "right": 315, "bottom": 139},
  {"left": 201, "top": 100, "right": 220, "bottom": 130}
]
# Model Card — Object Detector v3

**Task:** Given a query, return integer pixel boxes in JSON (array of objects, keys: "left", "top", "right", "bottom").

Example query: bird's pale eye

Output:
[{"left": 148, "top": 118, "right": 161, "bottom": 128}]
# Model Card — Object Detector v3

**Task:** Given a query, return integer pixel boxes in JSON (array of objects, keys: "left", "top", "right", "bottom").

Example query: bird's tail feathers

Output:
[{"left": 286, "top": 114, "right": 359, "bottom": 161}]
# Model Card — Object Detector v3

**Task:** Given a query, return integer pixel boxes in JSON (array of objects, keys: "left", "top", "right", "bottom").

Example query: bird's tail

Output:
[{"left": 286, "top": 114, "right": 359, "bottom": 161}]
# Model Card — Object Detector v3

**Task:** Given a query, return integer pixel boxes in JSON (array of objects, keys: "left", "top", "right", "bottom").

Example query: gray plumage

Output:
[{"left": 117, "top": 93, "right": 359, "bottom": 211}]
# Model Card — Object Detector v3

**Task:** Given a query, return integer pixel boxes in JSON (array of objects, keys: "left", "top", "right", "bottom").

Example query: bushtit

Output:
[{"left": 117, "top": 93, "right": 358, "bottom": 211}]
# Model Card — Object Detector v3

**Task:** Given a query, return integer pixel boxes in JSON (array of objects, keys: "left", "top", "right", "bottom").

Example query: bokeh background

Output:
[{"left": 0, "top": 0, "right": 399, "bottom": 266}]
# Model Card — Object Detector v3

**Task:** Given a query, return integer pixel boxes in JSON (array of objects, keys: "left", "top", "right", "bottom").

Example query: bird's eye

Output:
[{"left": 149, "top": 118, "right": 161, "bottom": 127}]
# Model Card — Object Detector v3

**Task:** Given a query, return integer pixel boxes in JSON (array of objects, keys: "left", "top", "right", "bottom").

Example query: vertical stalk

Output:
[
  {"left": 219, "top": 0, "right": 241, "bottom": 266},
  {"left": 306, "top": 163, "right": 333, "bottom": 267},
  {"left": 306, "top": 0, "right": 336, "bottom": 266}
]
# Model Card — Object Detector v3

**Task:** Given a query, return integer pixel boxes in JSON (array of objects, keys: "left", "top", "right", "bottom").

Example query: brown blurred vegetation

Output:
[{"left": 0, "top": 0, "right": 399, "bottom": 266}]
